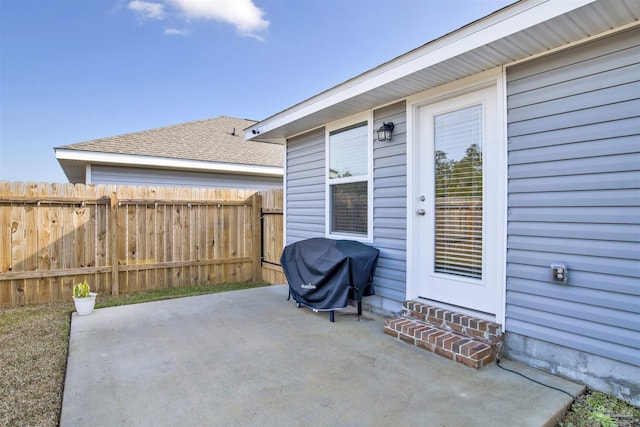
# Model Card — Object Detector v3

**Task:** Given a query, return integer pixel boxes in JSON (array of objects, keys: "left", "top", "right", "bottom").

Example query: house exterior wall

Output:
[
  {"left": 280, "top": 22, "right": 638, "bottom": 405},
  {"left": 284, "top": 102, "right": 408, "bottom": 314},
  {"left": 90, "top": 165, "right": 283, "bottom": 189},
  {"left": 371, "top": 102, "right": 408, "bottom": 312},
  {"left": 285, "top": 128, "right": 326, "bottom": 243},
  {"left": 503, "top": 28, "right": 640, "bottom": 404}
]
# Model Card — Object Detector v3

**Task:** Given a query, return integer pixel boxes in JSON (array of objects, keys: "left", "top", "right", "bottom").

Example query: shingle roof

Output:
[{"left": 56, "top": 116, "right": 282, "bottom": 167}]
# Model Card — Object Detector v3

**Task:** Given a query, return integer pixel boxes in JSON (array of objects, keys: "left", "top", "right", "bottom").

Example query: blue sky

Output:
[{"left": 0, "top": 0, "right": 513, "bottom": 183}]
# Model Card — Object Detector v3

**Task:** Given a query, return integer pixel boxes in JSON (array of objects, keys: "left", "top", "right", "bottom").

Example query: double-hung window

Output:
[{"left": 327, "top": 118, "right": 371, "bottom": 239}]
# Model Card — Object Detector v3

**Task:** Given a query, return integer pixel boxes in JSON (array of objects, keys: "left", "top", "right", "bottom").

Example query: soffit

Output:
[{"left": 247, "top": 0, "right": 639, "bottom": 143}]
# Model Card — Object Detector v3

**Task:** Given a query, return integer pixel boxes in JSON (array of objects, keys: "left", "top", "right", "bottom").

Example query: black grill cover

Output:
[{"left": 280, "top": 237, "right": 379, "bottom": 311}]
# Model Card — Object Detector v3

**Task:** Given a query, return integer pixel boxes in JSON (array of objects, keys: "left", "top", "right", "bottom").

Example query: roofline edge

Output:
[{"left": 55, "top": 149, "right": 283, "bottom": 177}]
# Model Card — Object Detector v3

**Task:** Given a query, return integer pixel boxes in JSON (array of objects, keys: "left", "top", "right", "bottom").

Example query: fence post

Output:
[
  {"left": 251, "top": 193, "right": 263, "bottom": 283},
  {"left": 110, "top": 191, "right": 119, "bottom": 295}
]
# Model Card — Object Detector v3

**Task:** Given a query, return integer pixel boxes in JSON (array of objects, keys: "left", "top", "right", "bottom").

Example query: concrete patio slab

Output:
[{"left": 61, "top": 285, "right": 583, "bottom": 426}]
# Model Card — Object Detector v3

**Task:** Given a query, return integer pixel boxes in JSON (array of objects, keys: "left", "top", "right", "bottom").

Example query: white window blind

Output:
[
  {"left": 329, "top": 124, "right": 368, "bottom": 179},
  {"left": 329, "top": 122, "right": 369, "bottom": 236},
  {"left": 331, "top": 182, "right": 368, "bottom": 234},
  {"left": 434, "top": 105, "right": 483, "bottom": 279}
]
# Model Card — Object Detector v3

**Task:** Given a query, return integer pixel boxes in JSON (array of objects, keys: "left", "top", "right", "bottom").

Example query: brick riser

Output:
[{"left": 383, "top": 301, "right": 503, "bottom": 369}]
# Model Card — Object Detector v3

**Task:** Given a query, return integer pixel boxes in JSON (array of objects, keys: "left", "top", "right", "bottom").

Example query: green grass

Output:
[
  {"left": 558, "top": 389, "right": 640, "bottom": 427},
  {"left": 95, "top": 281, "right": 270, "bottom": 308},
  {"left": 0, "top": 281, "right": 270, "bottom": 427},
  {"left": 0, "top": 301, "right": 71, "bottom": 426},
  {"left": 2, "top": 281, "right": 637, "bottom": 427}
]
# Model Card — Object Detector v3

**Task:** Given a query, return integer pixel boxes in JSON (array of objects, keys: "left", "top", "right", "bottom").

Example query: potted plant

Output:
[{"left": 72, "top": 280, "right": 97, "bottom": 315}]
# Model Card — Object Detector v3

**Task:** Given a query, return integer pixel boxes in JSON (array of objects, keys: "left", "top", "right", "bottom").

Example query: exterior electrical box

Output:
[{"left": 550, "top": 264, "right": 568, "bottom": 285}]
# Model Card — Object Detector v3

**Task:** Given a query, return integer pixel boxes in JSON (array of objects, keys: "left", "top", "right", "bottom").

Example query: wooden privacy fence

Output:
[
  {"left": 259, "top": 188, "right": 284, "bottom": 285},
  {"left": 0, "top": 182, "right": 284, "bottom": 307}
]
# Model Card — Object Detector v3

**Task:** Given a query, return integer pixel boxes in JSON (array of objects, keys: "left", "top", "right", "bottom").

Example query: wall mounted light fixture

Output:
[{"left": 377, "top": 122, "right": 394, "bottom": 142}]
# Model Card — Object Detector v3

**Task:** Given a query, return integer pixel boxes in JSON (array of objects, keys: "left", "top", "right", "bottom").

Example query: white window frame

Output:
[{"left": 325, "top": 111, "right": 373, "bottom": 242}]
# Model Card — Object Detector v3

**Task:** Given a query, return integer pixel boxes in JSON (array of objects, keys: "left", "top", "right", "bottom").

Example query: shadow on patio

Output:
[{"left": 61, "top": 285, "right": 582, "bottom": 426}]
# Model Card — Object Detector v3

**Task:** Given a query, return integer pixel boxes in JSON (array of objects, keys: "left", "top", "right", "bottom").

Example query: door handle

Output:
[{"left": 417, "top": 209, "right": 426, "bottom": 216}]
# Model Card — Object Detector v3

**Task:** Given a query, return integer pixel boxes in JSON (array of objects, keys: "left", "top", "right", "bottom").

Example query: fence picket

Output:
[
  {"left": 0, "top": 183, "right": 11, "bottom": 306},
  {"left": 0, "top": 182, "right": 284, "bottom": 307},
  {"left": 50, "top": 183, "right": 64, "bottom": 301}
]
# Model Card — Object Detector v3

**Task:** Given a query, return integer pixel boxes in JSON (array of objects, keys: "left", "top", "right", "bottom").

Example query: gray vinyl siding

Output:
[
  {"left": 373, "top": 102, "right": 408, "bottom": 302},
  {"left": 285, "top": 128, "right": 326, "bottom": 244},
  {"left": 283, "top": 103, "right": 408, "bottom": 305},
  {"left": 90, "top": 165, "right": 283, "bottom": 189},
  {"left": 505, "top": 28, "right": 640, "bottom": 366}
]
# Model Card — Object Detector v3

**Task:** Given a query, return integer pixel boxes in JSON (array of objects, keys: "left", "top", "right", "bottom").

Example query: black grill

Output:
[{"left": 280, "top": 237, "right": 379, "bottom": 322}]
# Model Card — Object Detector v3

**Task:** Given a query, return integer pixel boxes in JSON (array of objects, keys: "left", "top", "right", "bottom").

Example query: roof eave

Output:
[
  {"left": 54, "top": 148, "right": 283, "bottom": 179},
  {"left": 245, "top": 0, "right": 600, "bottom": 142}
]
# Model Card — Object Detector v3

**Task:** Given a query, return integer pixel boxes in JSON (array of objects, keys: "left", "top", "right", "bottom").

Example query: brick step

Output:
[
  {"left": 404, "top": 301, "right": 503, "bottom": 346},
  {"left": 383, "top": 301, "right": 503, "bottom": 369}
]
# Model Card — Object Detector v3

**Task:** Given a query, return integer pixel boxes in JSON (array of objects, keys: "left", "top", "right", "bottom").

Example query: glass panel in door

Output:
[
  {"left": 434, "top": 105, "right": 483, "bottom": 280},
  {"left": 416, "top": 83, "right": 503, "bottom": 317}
]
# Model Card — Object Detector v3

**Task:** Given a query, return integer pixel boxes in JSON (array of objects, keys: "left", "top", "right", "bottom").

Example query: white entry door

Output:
[{"left": 415, "top": 85, "right": 504, "bottom": 317}]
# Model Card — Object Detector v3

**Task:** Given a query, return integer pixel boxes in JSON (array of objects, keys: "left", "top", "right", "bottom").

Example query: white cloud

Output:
[
  {"left": 128, "top": 0, "right": 165, "bottom": 20},
  {"left": 164, "top": 28, "right": 190, "bottom": 36},
  {"left": 169, "top": 0, "right": 269, "bottom": 40},
  {"left": 126, "top": 0, "right": 269, "bottom": 40}
]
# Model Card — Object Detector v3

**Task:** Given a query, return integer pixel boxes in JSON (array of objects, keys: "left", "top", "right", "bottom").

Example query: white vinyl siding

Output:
[{"left": 505, "top": 28, "right": 640, "bottom": 367}]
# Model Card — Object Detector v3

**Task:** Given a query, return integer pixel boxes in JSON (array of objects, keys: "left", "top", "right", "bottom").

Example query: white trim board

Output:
[
  {"left": 55, "top": 149, "right": 283, "bottom": 177},
  {"left": 406, "top": 68, "right": 507, "bottom": 326},
  {"left": 246, "top": 0, "right": 594, "bottom": 140}
]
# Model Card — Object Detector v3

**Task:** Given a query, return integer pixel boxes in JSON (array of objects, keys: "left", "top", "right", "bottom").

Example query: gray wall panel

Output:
[
  {"left": 282, "top": 102, "right": 408, "bottom": 309},
  {"left": 508, "top": 235, "right": 640, "bottom": 259},
  {"left": 507, "top": 280, "right": 640, "bottom": 314},
  {"left": 509, "top": 171, "right": 640, "bottom": 193},
  {"left": 507, "top": 292, "right": 640, "bottom": 331},
  {"left": 91, "top": 165, "right": 282, "bottom": 189},
  {"left": 505, "top": 28, "right": 640, "bottom": 367},
  {"left": 507, "top": 250, "right": 640, "bottom": 280},
  {"left": 509, "top": 99, "right": 638, "bottom": 136},
  {"left": 508, "top": 221, "right": 640, "bottom": 242},
  {"left": 508, "top": 64, "right": 639, "bottom": 109},
  {"left": 508, "top": 189, "right": 640, "bottom": 207},
  {"left": 507, "top": 206, "right": 639, "bottom": 223},
  {"left": 374, "top": 165, "right": 407, "bottom": 179},
  {"left": 374, "top": 197, "right": 407, "bottom": 208},
  {"left": 375, "top": 175, "right": 407, "bottom": 189},
  {"left": 509, "top": 305, "right": 638, "bottom": 350},
  {"left": 509, "top": 81, "right": 639, "bottom": 123},
  {"left": 507, "top": 32, "right": 640, "bottom": 89},
  {"left": 372, "top": 101, "right": 408, "bottom": 305},
  {"left": 509, "top": 153, "right": 640, "bottom": 178},
  {"left": 286, "top": 176, "right": 325, "bottom": 188},
  {"left": 506, "top": 318, "right": 639, "bottom": 367},
  {"left": 287, "top": 159, "right": 326, "bottom": 174},
  {"left": 285, "top": 128, "right": 326, "bottom": 244},
  {"left": 509, "top": 136, "right": 639, "bottom": 164},
  {"left": 372, "top": 284, "right": 406, "bottom": 302},
  {"left": 509, "top": 117, "right": 639, "bottom": 150}
]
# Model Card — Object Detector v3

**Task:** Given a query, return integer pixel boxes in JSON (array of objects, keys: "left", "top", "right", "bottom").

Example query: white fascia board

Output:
[
  {"left": 246, "top": 0, "right": 595, "bottom": 140},
  {"left": 55, "top": 149, "right": 283, "bottom": 177}
]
